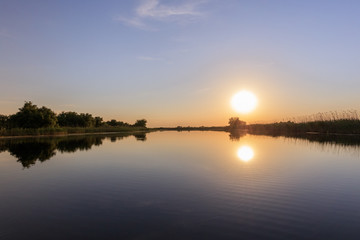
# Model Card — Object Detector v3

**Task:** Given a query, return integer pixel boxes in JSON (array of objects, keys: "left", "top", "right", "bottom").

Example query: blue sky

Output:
[{"left": 1, "top": 0, "right": 359, "bottom": 126}]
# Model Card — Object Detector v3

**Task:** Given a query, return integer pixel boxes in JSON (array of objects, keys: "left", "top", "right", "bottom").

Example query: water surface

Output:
[{"left": 1, "top": 131, "right": 360, "bottom": 239}]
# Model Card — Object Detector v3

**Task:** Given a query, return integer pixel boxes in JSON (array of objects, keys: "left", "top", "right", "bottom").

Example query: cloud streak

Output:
[
  {"left": 136, "top": 0, "right": 203, "bottom": 18},
  {"left": 116, "top": 0, "right": 207, "bottom": 30}
]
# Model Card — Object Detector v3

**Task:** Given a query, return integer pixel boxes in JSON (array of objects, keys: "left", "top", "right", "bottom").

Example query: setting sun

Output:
[{"left": 231, "top": 90, "right": 257, "bottom": 114}]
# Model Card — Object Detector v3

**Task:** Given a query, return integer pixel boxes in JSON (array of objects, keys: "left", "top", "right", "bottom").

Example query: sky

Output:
[{"left": 1, "top": 0, "right": 359, "bottom": 127}]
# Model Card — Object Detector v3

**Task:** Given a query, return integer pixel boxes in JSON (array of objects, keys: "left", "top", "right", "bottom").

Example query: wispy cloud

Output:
[
  {"left": 116, "top": 0, "right": 207, "bottom": 30},
  {"left": 116, "top": 16, "right": 155, "bottom": 31},
  {"left": 136, "top": 0, "right": 204, "bottom": 18}
]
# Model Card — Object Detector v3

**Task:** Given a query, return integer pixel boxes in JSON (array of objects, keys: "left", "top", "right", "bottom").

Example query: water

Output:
[{"left": 1, "top": 131, "right": 360, "bottom": 239}]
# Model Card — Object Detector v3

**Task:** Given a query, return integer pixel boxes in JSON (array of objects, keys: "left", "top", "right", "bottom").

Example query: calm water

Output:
[{"left": 1, "top": 131, "right": 360, "bottom": 239}]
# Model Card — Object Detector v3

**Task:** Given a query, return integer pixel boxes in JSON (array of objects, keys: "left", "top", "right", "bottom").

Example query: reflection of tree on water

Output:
[
  {"left": 0, "top": 132, "right": 147, "bottom": 169},
  {"left": 228, "top": 130, "right": 247, "bottom": 141},
  {"left": 57, "top": 136, "right": 103, "bottom": 153},
  {"left": 134, "top": 133, "right": 147, "bottom": 141},
  {"left": 9, "top": 141, "right": 56, "bottom": 168}
]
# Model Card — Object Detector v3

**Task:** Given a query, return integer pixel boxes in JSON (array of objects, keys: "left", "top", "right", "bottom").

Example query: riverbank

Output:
[
  {"left": 0, "top": 126, "right": 148, "bottom": 138},
  {"left": 2, "top": 119, "right": 359, "bottom": 139},
  {"left": 247, "top": 119, "right": 360, "bottom": 135}
]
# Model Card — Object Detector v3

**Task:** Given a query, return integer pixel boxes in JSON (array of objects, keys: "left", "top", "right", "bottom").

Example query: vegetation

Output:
[
  {"left": 7, "top": 102, "right": 57, "bottom": 128},
  {"left": 226, "top": 112, "right": 360, "bottom": 137},
  {"left": 133, "top": 119, "right": 147, "bottom": 128},
  {"left": 228, "top": 117, "right": 246, "bottom": 130},
  {"left": 57, "top": 111, "right": 98, "bottom": 127},
  {"left": 248, "top": 120, "right": 360, "bottom": 135},
  {"left": 246, "top": 111, "right": 360, "bottom": 135},
  {"left": 0, "top": 101, "right": 148, "bottom": 136},
  {"left": 2, "top": 102, "right": 359, "bottom": 138}
]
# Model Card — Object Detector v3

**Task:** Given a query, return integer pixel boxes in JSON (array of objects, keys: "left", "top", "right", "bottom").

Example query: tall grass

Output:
[
  {"left": 285, "top": 110, "right": 360, "bottom": 123},
  {"left": 0, "top": 128, "right": 66, "bottom": 136},
  {"left": 248, "top": 110, "right": 360, "bottom": 135}
]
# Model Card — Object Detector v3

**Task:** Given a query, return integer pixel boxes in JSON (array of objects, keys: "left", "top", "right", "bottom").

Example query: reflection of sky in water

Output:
[{"left": 1, "top": 131, "right": 360, "bottom": 239}]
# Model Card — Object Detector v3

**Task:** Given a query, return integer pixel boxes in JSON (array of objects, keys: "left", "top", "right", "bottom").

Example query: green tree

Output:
[
  {"left": 94, "top": 117, "right": 103, "bottom": 127},
  {"left": 57, "top": 112, "right": 79, "bottom": 127},
  {"left": 107, "top": 119, "right": 118, "bottom": 127},
  {"left": 79, "top": 113, "right": 95, "bottom": 127},
  {"left": 9, "top": 101, "right": 57, "bottom": 128},
  {"left": 106, "top": 119, "right": 128, "bottom": 127},
  {"left": 0, "top": 114, "right": 8, "bottom": 129},
  {"left": 57, "top": 112, "right": 95, "bottom": 127},
  {"left": 39, "top": 106, "right": 58, "bottom": 128}
]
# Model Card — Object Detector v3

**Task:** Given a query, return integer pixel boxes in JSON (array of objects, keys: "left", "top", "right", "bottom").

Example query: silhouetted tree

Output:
[
  {"left": 0, "top": 114, "right": 8, "bottom": 129},
  {"left": 106, "top": 119, "right": 128, "bottom": 127},
  {"left": 1, "top": 101, "right": 149, "bottom": 131},
  {"left": 94, "top": 116, "right": 103, "bottom": 127},
  {"left": 57, "top": 112, "right": 95, "bottom": 127},
  {"left": 57, "top": 112, "right": 79, "bottom": 127},
  {"left": 107, "top": 119, "right": 118, "bottom": 127},
  {"left": 228, "top": 117, "right": 246, "bottom": 130},
  {"left": 79, "top": 113, "right": 95, "bottom": 127},
  {"left": 8, "top": 101, "right": 57, "bottom": 128},
  {"left": 133, "top": 119, "right": 147, "bottom": 128}
]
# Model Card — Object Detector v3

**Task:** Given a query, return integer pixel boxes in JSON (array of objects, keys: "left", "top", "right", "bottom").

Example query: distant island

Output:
[{"left": 1, "top": 101, "right": 359, "bottom": 137}]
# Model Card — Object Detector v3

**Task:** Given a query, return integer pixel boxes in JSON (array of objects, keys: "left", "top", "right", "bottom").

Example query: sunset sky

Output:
[{"left": 1, "top": 0, "right": 359, "bottom": 127}]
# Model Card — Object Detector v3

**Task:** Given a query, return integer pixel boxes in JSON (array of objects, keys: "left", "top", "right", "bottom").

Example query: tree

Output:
[
  {"left": 133, "top": 119, "right": 147, "bottom": 128},
  {"left": 9, "top": 101, "right": 57, "bottom": 128},
  {"left": 38, "top": 106, "right": 57, "bottom": 128},
  {"left": 228, "top": 117, "right": 246, "bottom": 130},
  {"left": 0, "top": 114, "right": 8, "bottom": 129},
  {"left": 107, "top": 119, "right": 118, "bottom": 127},
  {"left": 79, "top": 113, "right": 95, "bottom": 127},
  {"left": 57, "top": 112, "right": 80, "bottom": 127},
  {"left": 57, "top": 112, "right": 95, "bottom": 127},
  {"left": 106, "top": 119, "right": 129, "bottom": 127},
  {"left": 94, "top": 117, "right": 103, "bottom": 127}
]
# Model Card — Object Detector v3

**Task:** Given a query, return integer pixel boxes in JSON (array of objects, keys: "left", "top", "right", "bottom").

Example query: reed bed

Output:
[{"left": 249, "top": 110, "right": 360, "bottom": 135}]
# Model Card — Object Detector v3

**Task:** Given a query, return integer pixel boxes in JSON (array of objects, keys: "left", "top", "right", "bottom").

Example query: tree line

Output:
[{"left": 0, "top": 101, "right": 147, "bottom": 129}]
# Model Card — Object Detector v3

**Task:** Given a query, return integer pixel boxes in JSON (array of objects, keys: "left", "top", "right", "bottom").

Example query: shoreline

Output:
[
  {"left": 2, "top": 128, "right": 360, "bottom": 140},
  {"left": 0, "top": 130, "right": 151, "bottom": 140}
]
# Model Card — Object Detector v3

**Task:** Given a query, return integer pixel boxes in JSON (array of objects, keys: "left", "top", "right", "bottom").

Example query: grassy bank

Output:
[
  {"left": 0, "top": 126, "right": 148, "bottom": 137},
  {"left": 247, "top": 119, "right": 360, "bottom": 135}
]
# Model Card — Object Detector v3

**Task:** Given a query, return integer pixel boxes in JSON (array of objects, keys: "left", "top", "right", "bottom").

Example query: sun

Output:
[{"left": 231, "top": 90, "right": 257, "bottom": 114}]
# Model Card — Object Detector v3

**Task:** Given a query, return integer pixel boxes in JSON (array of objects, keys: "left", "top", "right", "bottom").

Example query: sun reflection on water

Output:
[{"left": 237, "top": 146, "right": 254, "bottom": 162}]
